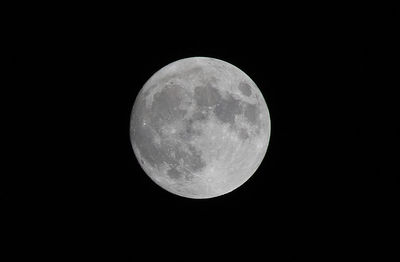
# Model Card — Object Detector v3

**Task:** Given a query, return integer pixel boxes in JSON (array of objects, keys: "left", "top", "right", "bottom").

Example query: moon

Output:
[{"left": 130, "top": 57, "right": 271, "bottom": 199}]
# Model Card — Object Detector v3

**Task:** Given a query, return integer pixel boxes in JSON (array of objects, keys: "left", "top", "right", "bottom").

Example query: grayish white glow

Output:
[{"left": 130, "top": 57, "right": 271, "bottom": 199}]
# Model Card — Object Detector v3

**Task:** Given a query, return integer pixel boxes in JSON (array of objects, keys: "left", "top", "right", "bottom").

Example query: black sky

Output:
[{"left": 5, "top": 4, "right": 398, "bottom": 260}]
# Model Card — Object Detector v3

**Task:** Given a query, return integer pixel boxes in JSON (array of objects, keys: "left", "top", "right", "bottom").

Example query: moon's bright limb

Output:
[{"left": 130, "top": 57, "right": 271, "bottom": 199}]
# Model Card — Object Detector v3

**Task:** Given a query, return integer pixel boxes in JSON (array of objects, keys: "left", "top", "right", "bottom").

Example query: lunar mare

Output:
[{"left": 130, "top": 57, "right": 271, "bottom": 198}]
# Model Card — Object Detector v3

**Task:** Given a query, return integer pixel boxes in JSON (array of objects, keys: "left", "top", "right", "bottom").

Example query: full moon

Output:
[{"left": 130, "top": 57, "right": 271, "bottom": 199}]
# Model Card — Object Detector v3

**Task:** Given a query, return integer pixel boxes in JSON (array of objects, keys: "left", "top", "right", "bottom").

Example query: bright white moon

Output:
[{"left": 130, "top": 57, "right": 271, "bottom": 198}]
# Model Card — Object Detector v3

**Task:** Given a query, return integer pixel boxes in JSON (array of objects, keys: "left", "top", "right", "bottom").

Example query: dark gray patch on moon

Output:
[
  {"left": 214, "top": 94, "right": 242, "bottom": 125},
  {"left": 151, "top": 84, "right": 188, "bottom": 125},
  {"left": 178, "top": 118, "right": 202, "bottom": 141},
  {"left": 132, "top": 125, "right": 163, "bottom": 168},
  {"left": 194, "top": 85, "right": 221, "bottom": 107},
  {"left": 167, "top": 167, "right": 181, "bottom": 180},
  {"left": 163, "top": 143, "right": 206, "bottom": 181},
  {"left": 243, "top": 103, "right": 259, "bottom": 125},
  {"left": 131, "top": 83, "right": 207, "bottom": 179},
  {"left": 158, "top": 67, "right": 203, "bottom": 86},
  {"left": 238, "top": 128, "right": 249, "bottom": 140},
  {"left": 191, "top": 111, "right": 208, "bottom": 122},
  {"left": 238, "top": 82, "right": 252, "bottom": 97},
  {"left": 184, "top": 66, "right": 203, "bottom": 78},
  {"left": 186, "top": 144, "right": 206, "bottom": 171},
  {"left": 135, "top": 131, "right": 206, "bottom": 180},
  {"left": 160, "top": 141, "right": 206, "bottom": 177}
]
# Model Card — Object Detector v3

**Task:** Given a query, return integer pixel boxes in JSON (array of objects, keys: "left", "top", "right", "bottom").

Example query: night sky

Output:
[{"left": 5, "top": 4, "right": 397, "bottom": 260}]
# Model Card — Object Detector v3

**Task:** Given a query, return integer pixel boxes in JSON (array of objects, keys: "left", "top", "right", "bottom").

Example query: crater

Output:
[{"left": 238, "top": 81, "right": 252, "bottom": 97}]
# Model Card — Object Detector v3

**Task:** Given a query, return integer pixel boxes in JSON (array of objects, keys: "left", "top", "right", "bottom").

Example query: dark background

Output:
[{"left": 5, "top": 3, "right": 398, "bottom": 260}]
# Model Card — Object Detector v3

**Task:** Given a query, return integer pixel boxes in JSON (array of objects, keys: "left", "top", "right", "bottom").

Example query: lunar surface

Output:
[{"left": 130, "top": 57, "right": 271, "bottom": 198}]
